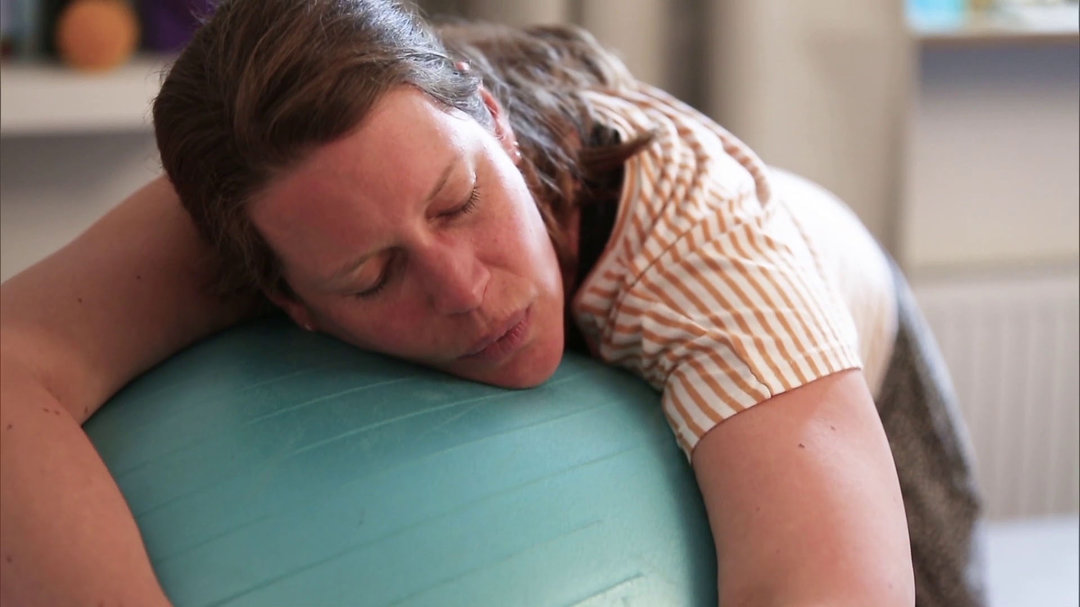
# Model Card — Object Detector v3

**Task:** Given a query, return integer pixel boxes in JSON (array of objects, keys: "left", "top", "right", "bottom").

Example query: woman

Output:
[{"left": 0, "top": 0, "right": 984, "bottom": 605}]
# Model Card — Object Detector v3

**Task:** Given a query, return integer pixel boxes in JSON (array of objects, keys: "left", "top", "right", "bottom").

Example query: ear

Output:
[
  {"left": 479, "top": 87, "right": 522, "bottom": 165},
  {"left": 265, "top": 289, "right": 319, "bottom": 332}
]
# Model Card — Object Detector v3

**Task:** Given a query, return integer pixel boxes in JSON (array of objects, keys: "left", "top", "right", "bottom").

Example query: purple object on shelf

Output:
[{"left": 141, "top": 0, "right": 214, "bottom": 52}]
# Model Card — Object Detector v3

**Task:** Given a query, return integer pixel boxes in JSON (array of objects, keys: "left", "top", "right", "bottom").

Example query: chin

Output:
[
  {"left": 501, "top": 350, "right": 564, "bottom": 388},
  {"left": 470, "top": 331, "right": 566, "bottom": 389}
]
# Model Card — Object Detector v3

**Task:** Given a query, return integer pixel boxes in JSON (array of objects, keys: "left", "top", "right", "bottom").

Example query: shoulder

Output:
[{"left": 0, "top": 177, "right": 259, "bottom": 423}]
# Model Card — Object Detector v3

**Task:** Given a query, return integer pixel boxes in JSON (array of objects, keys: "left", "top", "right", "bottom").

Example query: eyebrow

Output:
[{"left": 325, "top": 158, "right": 459, "bottom": 285}]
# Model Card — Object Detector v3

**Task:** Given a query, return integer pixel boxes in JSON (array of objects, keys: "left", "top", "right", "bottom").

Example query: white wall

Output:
[
  {"left": 901, "top": 39, "right": 1079, "bottom": 520},
  {"left": 704, "top": 0, "right": 912, "bottom": 254},
  {"left": 0, "top": 132, "right": 160, "bottom": 281},
  {"left": 902, "top": 43, "right": 1079, "bottom": 273}
]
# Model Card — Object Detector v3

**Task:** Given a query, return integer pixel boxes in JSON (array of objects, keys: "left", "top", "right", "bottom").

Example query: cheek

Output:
[
  {"left": 485, "top": 157, "right": 558, "bottom": 264},
  {"left": 315, "top": 299, "right": 433, "bottom": 355},
  {"left": 498, "top": 195, "right": 560, "bottom": 281},
  {"left": 526, "top": 216, "right": 562, "bottom": 287}
]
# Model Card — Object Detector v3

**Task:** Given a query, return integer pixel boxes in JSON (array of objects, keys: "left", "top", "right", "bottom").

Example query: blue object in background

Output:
[
  {"left": 85, "top": 317, "right": 717, "bottom": 606},
  {"left": 909, "top": 0, "right": 970, "bottom": 28}
]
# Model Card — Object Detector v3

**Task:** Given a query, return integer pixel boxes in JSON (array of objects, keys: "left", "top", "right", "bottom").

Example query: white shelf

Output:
[
  {"left": 0, "top": 55, "right": 173, "bottom": 136},
  {"left": 912, "top": 5, "right": 1079, "bottom": 46}
]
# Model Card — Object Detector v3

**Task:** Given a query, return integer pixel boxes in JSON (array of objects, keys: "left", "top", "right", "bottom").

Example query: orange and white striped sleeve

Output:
[{"left": 573, "top": 86, "right": 863, "bottom": 457}]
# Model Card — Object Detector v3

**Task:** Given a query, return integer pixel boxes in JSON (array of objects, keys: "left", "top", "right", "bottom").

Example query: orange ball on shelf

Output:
[{"left": 55, "top": 0, "right": 140, "bottom": 72}]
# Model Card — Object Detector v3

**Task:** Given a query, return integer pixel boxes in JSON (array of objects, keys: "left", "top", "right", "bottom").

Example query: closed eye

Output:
[
  {"left": 352, "top": 256, "right": 394, "bottom": 299},
  {"left": 442, "top": 185, "right": 480, "bottom": 219},
  {"left": 353, "top": 274, "right": 387, "bottom": 299},
  {"left": 354, "top": 185, "right": 480, "bottom": 301}
]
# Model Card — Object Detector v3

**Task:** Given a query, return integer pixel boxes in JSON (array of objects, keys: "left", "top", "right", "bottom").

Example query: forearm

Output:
[{"left": 1, "top": 358, "right": 171, "bottom": 607}]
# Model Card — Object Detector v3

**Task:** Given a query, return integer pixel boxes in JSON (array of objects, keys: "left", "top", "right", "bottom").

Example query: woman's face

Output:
[{"left": 250, "top": 87, "right": 566, "bottom": 388}]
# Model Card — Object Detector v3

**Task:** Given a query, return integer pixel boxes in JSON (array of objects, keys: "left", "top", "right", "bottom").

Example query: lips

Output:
[{"left": 461, "top": 307, "right": 531, "bottom": 362}]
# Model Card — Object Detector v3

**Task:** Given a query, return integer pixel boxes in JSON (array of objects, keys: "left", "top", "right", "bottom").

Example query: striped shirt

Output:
[{"left": 571, "top": 85, "right": 897, "bottom": 457}]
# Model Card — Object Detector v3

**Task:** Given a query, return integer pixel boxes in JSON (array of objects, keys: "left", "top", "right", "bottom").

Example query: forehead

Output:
[
  {"left": 257, "top": 87, "right": 470, "bottom": 218},
  {"left": 250, "top": 87, "right": 476, "bottom": 269}
]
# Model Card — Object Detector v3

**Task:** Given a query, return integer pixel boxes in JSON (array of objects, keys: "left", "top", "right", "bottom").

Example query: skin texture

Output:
[
  {"left": 254, "top": 87, "right": 566, "bottom": 389},
  {"left": 693, "top": 370, "right": 915, "bottom": 605}
]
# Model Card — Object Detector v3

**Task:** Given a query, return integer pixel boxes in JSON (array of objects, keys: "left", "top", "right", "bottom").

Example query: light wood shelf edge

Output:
[{"left": 0, "top": 55, "right": 173, "bottom": 136}]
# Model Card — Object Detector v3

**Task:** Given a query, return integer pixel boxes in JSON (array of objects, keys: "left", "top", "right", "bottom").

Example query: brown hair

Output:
[{"left": 153, "top": 0, "right": 651, "bottom": 298}]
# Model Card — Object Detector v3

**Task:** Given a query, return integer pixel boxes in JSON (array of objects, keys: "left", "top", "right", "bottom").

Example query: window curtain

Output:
[{"left": 416, "top": 0, "right": 911, "bottom": 254}]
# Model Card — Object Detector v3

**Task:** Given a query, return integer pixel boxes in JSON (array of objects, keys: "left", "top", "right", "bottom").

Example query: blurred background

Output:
[{"left": 1, "top": 0, "right": 1077, "bottom": 604}]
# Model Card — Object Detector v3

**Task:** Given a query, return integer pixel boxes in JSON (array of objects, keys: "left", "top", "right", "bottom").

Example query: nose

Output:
[{"left": 415, "top": 238, "right": 490, "bottom": 315}]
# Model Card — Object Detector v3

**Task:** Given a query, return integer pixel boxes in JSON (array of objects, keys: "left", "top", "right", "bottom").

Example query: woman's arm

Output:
[
  {"left": 692, "top": 369, "right": 915, "bottom": 606},
  {"left": 1, "top": 358, "right": 173, "bottom": 606},
  {"left": 0, "top": 177, "right": 259, "bottom": 605}
]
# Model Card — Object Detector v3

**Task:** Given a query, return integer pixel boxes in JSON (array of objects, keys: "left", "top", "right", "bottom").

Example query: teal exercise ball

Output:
[{"left": 85, "top": 317, "right": 717, "bottom": 606}]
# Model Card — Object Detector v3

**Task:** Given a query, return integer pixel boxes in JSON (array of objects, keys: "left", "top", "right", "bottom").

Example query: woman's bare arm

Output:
[
  {"left": 0, "top": 177, "right": 259, "bottom": 605},
  {"left": 692, "top": 369, "right": 915, "bottom": 606},
  {"left": 1, "top": 177, "right": 259, "bottom": 423}
]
